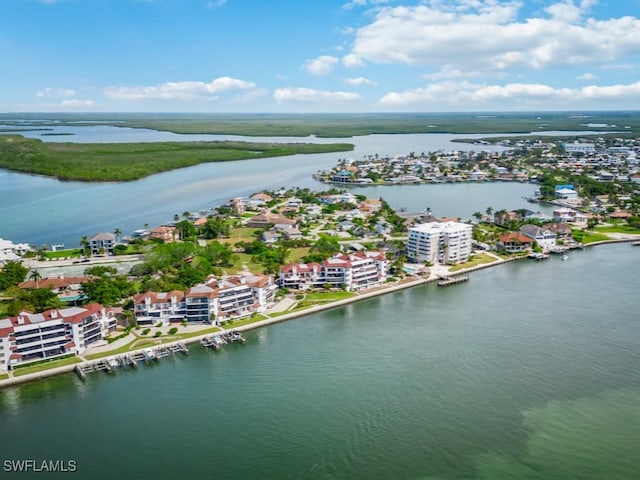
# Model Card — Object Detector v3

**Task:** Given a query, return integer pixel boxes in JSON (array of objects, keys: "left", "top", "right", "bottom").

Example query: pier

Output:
[
  {"left": 437, "top": 275, "right": 469, "bottom": 287},
  {"left": 528, "top": 252, "right": 549, "bottom": 260}
]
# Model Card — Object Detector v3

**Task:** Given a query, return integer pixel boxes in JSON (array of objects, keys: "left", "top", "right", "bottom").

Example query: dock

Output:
[
  {"left": 528, "top": 252, "right": 549, "bottom": 260},
  {"left": 437, "top": 275, "right": 469, "bottom": 287},
  {"left": 168, "top": 343, "right": 188, "bottom": 355},
  {"left": 225, "top": 330, "right": 246, "bottom": 344}
]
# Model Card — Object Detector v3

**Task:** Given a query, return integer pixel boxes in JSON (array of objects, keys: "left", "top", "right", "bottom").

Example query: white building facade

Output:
[
  {"left": 0, "top": 304, "right": 116, "bottom": 372},
  {"left": 406, "top": 221, "right": 473, "bottom": 265}
]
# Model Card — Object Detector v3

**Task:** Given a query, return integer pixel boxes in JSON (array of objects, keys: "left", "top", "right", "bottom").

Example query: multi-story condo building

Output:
[
  {"left": 279, "top": 251, "right": 389, "bottom": 291},
  {"left": 406, "top": 221, "right": 473, "bottom": 265},
  {"left": 0, "top": 304, "right": 116, "bottom": 372},
  {"left": 133, "top": 274, "right": 277, "bottom": 326}
]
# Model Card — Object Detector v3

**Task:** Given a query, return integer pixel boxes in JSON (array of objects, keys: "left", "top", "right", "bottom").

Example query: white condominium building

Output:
[{"left": 407, "top": 221, "right": 473, "bottom": 265}]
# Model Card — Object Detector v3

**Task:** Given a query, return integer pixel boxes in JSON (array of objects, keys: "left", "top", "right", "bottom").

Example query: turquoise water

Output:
[{"left": 2, "top": 244, "right": 639, "bottom": 479}]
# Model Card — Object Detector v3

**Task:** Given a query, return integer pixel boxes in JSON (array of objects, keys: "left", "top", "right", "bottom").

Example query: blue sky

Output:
[{"left": 1, "top": 0, "right": 639, "bottom": 112}]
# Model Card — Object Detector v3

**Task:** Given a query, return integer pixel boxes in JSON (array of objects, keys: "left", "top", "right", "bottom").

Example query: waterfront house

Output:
[
  {"left": 552, "top": 208, "right": 588, "bottom": 226},
  {"left": 519, "top": 225, "right": 557, "bottom": 251},
  {"left": 554, "top": 185, "right": 578, "bottom": 200},
  {"left": 0, "top": 304, "right": 116, "bottom": 372},
  {"left": 545, "top": 222, "right": 573, "bottom": 241},
  {"left": 0, "top": 238, "right": 33, "bottom": 264},
  {"left": 89, "top": 232, "right": 116, "bottom": 256},
  {"left": 498, "top": 233, "right": 534, "bottom": 253},
  {"left": 148, "top": 226, "right": 177, "bottom": 243}
]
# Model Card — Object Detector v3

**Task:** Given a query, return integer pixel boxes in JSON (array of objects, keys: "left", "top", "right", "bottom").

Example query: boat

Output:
[
  {"left": 143, "top": 348, "right": 157, "bottom": 362},
  {"left": 562, "top": 254, "right": 568, "bottom": 261}
]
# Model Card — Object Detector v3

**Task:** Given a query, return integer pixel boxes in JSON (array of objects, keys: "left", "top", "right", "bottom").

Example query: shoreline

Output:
[{"left": 1, "top": 238, "right": 637, "bottom": 390}]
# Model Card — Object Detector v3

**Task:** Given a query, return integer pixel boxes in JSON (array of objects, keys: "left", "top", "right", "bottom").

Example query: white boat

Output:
[{"left": 562, "top": 254, "right": 569, "bottom": 261}]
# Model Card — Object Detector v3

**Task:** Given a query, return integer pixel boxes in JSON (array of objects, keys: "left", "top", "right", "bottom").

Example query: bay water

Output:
[{"left": 1, "top": 244, "right": 638, "bottom": 479}]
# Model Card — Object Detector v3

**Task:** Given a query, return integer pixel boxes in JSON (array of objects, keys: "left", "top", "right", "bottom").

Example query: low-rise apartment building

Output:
[
  {"left": 133, "top": 274, "right": 277, "bottom": 325},
  {"left": 279, "top": 251, "right": 389, "bottom": 291},
  {"left": 0, "top": 304, "right": 116, "bottom": 372}
]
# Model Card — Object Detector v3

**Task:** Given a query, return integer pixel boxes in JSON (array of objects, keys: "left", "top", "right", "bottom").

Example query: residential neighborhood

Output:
[{"left": 2, "top": 157, "right": 640, "bottom": 375}]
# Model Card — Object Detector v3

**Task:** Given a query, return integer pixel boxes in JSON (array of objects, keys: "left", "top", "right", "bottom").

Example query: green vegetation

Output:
[
  {"left": 294, "top": 291, "right": 356, "bottom": 309},
  {"left": 40, "top": 249, "right": 83, "bottom": 259},
  {"left": 0, "top": 135, "right": 353, "bottom": 182},
  {"left": 595, "top": 225, "right": 640, "bottom": 235},
  {"left": 13, "top": 355, "right": 80, "bottom": 377},
  {"left": 449, "top": 253, "right": 497, "bottom": 272},
  {"left": 8, "top": 112, "right": 639, "bottom": 137},
  {"left": 0, "top": 261, "right": 28, "bottom": 290},
  {"left": 221, "top": 314, "right": 270, "bottom": 329},
  {"left": 573, "top": 230, "right": 611, "bottom": 244},
  {"left": 0, "top": 373, "right": 8, "bottom": 380}
]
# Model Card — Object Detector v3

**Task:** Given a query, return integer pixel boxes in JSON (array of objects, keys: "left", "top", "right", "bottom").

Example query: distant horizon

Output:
[{"left": 2, "top": 110, "right": 640, "bottom": 116}]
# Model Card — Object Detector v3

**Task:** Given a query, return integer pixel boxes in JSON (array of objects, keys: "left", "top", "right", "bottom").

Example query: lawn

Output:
[
  {"left": 294, "top": 291, "right": 356, "bottom": 309},
  {"left": 13, "top": 355, "right": 81, "bottom": 377},
  {"left": 449, "top": 253, "right": 498, "bottom": 272},
  {"left": 580, "top": 232, "right": 612, "bottom": 244},
  {"left": 41, "top": 249, "right": 83, "bottom": 259},
  {"left": 222, "top": 227, "right": 260, "bottom": 245},
  {"left": 0, "top": 373, "right": 9, "bottom": 380},
  {"left": 221, "top": 314, "right": 270, "bottom": 329},
  {"left": 595, "top": 225, "right": 640, "bottom": 235}
]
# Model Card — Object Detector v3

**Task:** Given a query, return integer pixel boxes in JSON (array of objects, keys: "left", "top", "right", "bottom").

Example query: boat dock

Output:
[
  {"left": 528, "top": 252, "right": 550, "bottom": 260},
  {"left": 72, "top": 334, "right": 238, "bottom": 381},
  {"left": 224, "top": 330, "right": 246, "bottom": 344},
  {"left": 437, "top": 275, "right": 469, "bottom": 287}
]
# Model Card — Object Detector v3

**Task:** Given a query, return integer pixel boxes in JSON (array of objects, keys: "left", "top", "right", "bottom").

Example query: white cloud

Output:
[
  {"left": 103, "top": 76, "right": 256, "bottom": 101},
  {"left": 342, "top": 53, "right": 364, "bottom": 68},
  {"left": 377, "top": 80, "right": 640, "bottom": 109},
  {"left": 36, "top": 87, "right": 76, "bottom": 98},
  {"left": 344, "top": 76, "right": 377, "bottom": 86},
  {"left": 274, "top": 87, "right": 362, "bottom": 104},
  {"left": 342, "top": 0, "right": 390, "bottom": 10},
  {"left": 304, "top": 55, "right": 339, "bottom": 76},
  {"left": 60, "top": 99, "right": 96, "bottom": 108},
  {"left": 577, "top": 72, "right": 596, "bottom": 81},
  {"left": 347, "top": 1, "right": 640, "bottom": 72},
  {"left": 422, "top": 66, "right": 504, "bottom": 81}
]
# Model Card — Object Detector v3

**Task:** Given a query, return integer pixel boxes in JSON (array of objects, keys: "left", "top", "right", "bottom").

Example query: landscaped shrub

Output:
[{"left": 142, "top": 328, "right": 150, "bottom": 335}]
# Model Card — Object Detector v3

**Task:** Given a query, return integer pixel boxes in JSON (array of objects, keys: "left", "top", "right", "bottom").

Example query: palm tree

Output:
[
  {"left": 80, "top": 235, "right": 90, "bottom": 257},
  {"left": 29, "top": 270, "right": 42, "bottom": 289},
  {"left": 113, "top": 228, "right": 122, "bottom": 243}
]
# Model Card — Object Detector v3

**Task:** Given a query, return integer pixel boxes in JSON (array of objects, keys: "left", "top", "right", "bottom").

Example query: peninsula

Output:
[{"left": 0, "top": 135, "right": 353, "bottom": 182}]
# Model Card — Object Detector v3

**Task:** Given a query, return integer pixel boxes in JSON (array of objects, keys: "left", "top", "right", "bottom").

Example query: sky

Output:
[{"left": 1, "top": 0, "right": 639, "bottom": 113}]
